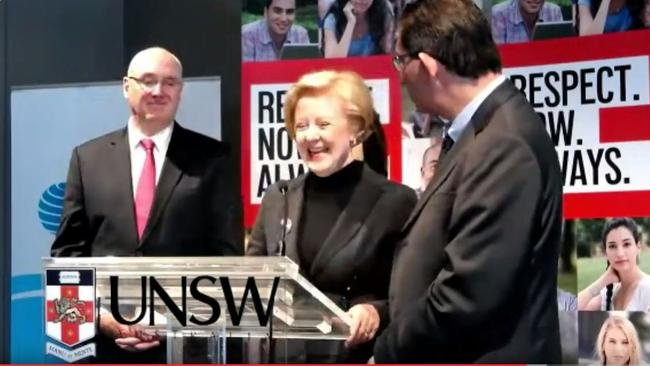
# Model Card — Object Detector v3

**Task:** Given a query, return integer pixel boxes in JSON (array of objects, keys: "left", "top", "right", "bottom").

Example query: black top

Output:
[{"left": 298, "top": 160, "right": 364, "bottom": 271}]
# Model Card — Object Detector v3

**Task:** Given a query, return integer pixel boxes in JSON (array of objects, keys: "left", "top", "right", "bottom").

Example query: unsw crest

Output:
[{"left": 45, "top": 268, "right": 96, "bottom": 362}]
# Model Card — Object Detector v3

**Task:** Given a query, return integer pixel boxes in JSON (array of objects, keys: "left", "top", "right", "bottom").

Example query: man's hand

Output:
[
  {"left": 99, "top": 313, "right": 160, "bottom": 352},
  {"left": 345, "top": 304, "right": 380, "bottom": 348}
]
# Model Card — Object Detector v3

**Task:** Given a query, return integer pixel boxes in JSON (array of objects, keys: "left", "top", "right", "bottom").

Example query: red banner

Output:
[
  {"left": 500, "top": 30, "right": 650, "bottom": 218},
  {"left": 242, "top": 30, "right": 650, "bottom": 226}
]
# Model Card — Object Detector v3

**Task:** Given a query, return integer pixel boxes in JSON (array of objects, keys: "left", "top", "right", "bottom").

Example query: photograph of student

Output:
[
  {"left": 557, "top": 288, "right": 578, "bottom": 363},
  {"left": 578, "top": 218, "right": 650, "bottom": 311},
  {"left": 246, "top": 70, "right": 417, "bottom": 362},
  {"left": 577, "top": 0, "right": 634, "bottom": 35},
  {"left": 322, "top": 0, "right": 394, "bottom": 58},
  {"left": 415, "top": 142, "right": 441, "bottom": 198},
  {"left": 579, "top": 312, "right": 646, "bottom": 365},
  {"left": 319, "top": 0, "right": 337, "bottom": 20},
  {"left": 401, "top": 110, "right": 447, "bottom": 139},
  {"left": 596, "top": 315, "right": 643, "bottom": 365},
  {"left": 242, "top": 0, "right": 310, "bottom": 62},
  {"left": 491, "top": 0, "right": 564, "bottom": 44}
]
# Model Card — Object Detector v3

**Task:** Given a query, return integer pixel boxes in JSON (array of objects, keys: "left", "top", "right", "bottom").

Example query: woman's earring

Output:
[{"left": 349, "top": 137, "right": 358, "bottom": 147}]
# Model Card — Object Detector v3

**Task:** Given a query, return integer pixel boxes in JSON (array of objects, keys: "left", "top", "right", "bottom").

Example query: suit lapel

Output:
[
  {"left": 284, "top": 175, "right": 306, "bottom": 267},
  {"left": 309, "top": 166, "right": 382, "bottom": 277},
  {"left": 139, "top": 123, "right": 184, "bottom": 244},
  {"left": 109, "top": 128, "right": 139, "bottom": 246},
  {"left": 402, "top": 80, "right": 519, "bottom": 231}
]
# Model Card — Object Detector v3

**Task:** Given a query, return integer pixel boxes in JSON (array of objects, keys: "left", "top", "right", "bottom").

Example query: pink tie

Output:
[{"left": 135, "top": 139, "right": 156, "bottom": 240}]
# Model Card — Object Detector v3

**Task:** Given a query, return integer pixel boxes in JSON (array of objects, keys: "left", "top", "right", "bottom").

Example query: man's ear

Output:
[
  {"left": 122, "top": 77, "right": 130, "bottom": 98},
  {"left": 418, "top": 52, "right": 439, "bottom": 78}
]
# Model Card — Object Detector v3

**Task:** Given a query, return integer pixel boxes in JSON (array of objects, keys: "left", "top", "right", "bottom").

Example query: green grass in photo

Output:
[
  {"left": 578, "top": 251, "right": 650, "bottom": 291},
  {"left": 558, "top": 271, "right": 577, "bottom": 295}
]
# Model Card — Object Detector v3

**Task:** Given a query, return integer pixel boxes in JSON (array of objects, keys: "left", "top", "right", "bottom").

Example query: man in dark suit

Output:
[
  {"left": 374, "top": 0, "right": 563, "bottom": 363},
  {"left": 51, "top": 47, "right": 242, "bottom": 361}
]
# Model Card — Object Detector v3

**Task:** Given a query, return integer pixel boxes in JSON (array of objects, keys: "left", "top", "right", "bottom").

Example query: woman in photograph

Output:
[
  {"left": 578, "top": 217, "right": 650, "bottom": 311},
  {"left": 577, "top": 0, "right": 634, "bottom": 35},
  {"left": 322, "top": 0, "right": 394, "bottom": 58},
  {"left": 595, "top": 314, "right": 643, "bottom": 365},
  {"left": 247, "top": 70, "right": 416, "bottom": 362}
]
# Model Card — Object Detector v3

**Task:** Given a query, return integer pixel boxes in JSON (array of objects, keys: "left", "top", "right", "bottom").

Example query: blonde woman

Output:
[
  {"left": 595, "top": 315, "right": 643, "bottom": 365},
  {"left": 247, "top": 70, "right": 416, "bottom": 362}
]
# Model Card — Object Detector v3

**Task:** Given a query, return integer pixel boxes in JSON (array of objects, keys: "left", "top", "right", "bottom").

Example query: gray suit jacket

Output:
[{"left": 375, "top": 81, "right": 563, "bottom": 363}]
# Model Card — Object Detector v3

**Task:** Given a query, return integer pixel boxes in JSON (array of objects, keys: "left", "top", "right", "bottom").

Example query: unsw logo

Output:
[{"left": 45, "top": 268, "right": 96, "bottom": 362}]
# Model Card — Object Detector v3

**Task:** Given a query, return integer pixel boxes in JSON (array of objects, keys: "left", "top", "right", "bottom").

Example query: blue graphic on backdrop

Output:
[
  {"left": 11, "top": 274, "right": 48, "bottom": 363},
  {"left": 13, "top": 183, "right": 65, "bottom": 362},
  {"left": 39, "top": 183, "right": 65, "bottom": 234}
]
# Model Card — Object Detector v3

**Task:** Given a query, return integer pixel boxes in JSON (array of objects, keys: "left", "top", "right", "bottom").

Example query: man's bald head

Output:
[
  {"left": 123, "top": 47, "right": 184, "bottom": 136},
  {"left": 127, "top": 47, "right": 183, "bottom": 78}
]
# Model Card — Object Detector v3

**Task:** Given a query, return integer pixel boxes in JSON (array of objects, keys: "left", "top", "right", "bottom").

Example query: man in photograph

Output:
[
  {"left": 492, "top": 0, "right": 564, "bottom": 44},
  {"left": 242, "top": 0, "right": 310, "bottom": 61}
]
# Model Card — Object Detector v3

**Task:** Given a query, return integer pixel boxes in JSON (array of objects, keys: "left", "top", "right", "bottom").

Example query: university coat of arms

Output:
[{"left": 45, "top": 268, "right": 96, "bottom": 362}]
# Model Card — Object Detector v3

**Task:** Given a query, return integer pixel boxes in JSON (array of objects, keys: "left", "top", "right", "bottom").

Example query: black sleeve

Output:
[{"left": 51, "top": 147, "right": 90, "bottom": 257}]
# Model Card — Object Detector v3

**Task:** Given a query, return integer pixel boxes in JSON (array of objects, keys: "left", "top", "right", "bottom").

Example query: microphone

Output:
[{"left": 277, "top": 181, "right": 289, "bottom": 257}]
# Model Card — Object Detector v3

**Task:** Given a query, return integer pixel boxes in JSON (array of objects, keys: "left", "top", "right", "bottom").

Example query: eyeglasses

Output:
[
  {"left": 127, "top": 76, "right": 182, "bottom": 91},
  {"left": 392, "top": 52, "right": 418, "bottom": 71}
]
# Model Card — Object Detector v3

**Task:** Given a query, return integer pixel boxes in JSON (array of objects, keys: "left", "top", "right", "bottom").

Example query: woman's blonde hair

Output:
[
  {"left": 283, "top": 70, "right": 374, "bottom": 140},
  {"left": 596, "top": 314, "right": 643, "bottom": 365}
]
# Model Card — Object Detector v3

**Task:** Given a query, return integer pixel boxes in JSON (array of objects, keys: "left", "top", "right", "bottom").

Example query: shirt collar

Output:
[
  {"left": 510, "top": 0, "right": 525, "bottom": 25},
  {"left": 127, "top": 117, "right": 174, "bottom": 152},
  {"left": 257, "top": 19, "right": 273, "bottom": 45},
  {"left": 447, "top": 75, "right": 506, "bottom": 142}
]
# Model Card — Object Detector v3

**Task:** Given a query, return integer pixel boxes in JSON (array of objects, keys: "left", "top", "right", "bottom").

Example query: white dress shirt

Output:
[
  {"left": 127, "top": 118, "right": 173, "bottom": 197},
  {"left": 447, "top": 74, "right": 507, "bottom": 142}
]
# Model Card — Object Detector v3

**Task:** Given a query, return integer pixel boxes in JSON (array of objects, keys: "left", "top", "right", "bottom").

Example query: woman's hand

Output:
[
  {"left": 345, "top": 303, "right": 380, "bottom": 348},
  {"left": 578, "top": 265, "right": 621, "bottom": 311},
  {"left": 343, "top": 2, "right": 357, "bottom": 23},
  {"left": 600, "top": 266, "right": 621, "bottom": 287}
]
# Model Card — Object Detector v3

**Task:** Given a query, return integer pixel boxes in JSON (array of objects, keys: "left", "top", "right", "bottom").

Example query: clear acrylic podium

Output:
[{"left": 42, "top": 256, "right": 352, "bottom": 363}]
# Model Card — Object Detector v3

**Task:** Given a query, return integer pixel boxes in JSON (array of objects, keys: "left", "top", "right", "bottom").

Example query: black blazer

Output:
[
  {"left": 51, "top": 123, "right": 243, "bottom": 363},
  {"left": 374, "top": 81, "right": 563, "bottom": 363},
  {"left": 51, "top": 122, "right": 242, "bottom": 257},
  {"left": 248, "top": 164, "right": 416, "bottom": 326}
]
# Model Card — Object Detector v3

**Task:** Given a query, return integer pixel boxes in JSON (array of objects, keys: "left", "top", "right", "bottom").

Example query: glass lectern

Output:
[{"left": 43, "top": 256, "right": 352, "bottom": 363}]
